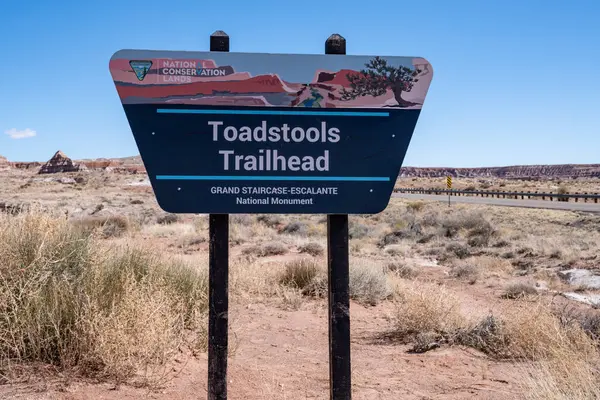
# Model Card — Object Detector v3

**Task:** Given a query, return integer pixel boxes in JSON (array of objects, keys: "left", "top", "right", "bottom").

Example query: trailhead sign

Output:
[{"left": 110, "top": 50, "right": 433, "bottom": 214}]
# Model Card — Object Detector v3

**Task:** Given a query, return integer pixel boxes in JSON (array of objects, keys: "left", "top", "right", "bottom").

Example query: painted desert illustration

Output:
[{"left": 109, "top": 51, "right": 433, "bottom": 109}]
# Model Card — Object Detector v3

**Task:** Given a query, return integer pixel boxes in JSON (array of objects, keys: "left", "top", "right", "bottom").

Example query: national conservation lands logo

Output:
[{"left": 129, "top": 60, "right": 153, "bottom": 81}]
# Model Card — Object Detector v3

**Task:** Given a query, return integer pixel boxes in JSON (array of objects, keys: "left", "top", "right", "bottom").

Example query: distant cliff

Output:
[
  {"left": 5, "top": 152, "right": 600, "bottom": 180},
  {"left": 399, "top": 164, "right": 600, "bottom": 179}
]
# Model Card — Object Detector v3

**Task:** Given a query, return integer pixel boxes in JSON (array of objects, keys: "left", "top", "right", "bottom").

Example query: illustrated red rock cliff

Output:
[{"left": 39, "top": 151, "right": 88, "bottom": 174}]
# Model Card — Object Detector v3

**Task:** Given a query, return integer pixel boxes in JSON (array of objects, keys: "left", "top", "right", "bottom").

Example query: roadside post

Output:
[
  {"left": 109, "top": 33, "right": 433, "bottom": 399},
  {"left": 325, "top": 34, "right": 351, "bottom": 400},
  {"left": 447, "top": 175, "right": 452, "bottom": 206},
  {"left": 208, "top": 30, "right": 230, "bottom": 400}
]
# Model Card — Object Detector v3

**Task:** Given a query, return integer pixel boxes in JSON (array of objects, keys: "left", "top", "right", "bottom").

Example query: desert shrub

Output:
[
  {"left": 555, "top": 307, "right": 600, "bottom": 343},
  {"left": 439, "top": 211, "right": 492, "bottom": 239},
  {"left": 384, "top": 244, "right": 405, "bottom": 256},
  {"left": 243, "top": 242, "right": 288, "bottom": 257},
  {"left": 406, "top": 201, "right": 426, "bottom": 213},
  {"left": 393, "top": 282, "right": 465, "bottom": 342},
  {"left": 230, "top": 214, "right": 253, "bottom": 225},
  {"left": 445, "top": 243, "right": 470, "bottom": 259},
  {"left": 557, "top": 184, "right": 569, "bottom": 195},
  {"left": 502, "top": 283, "right": 538, "bottom": 299},
  {"left": 156, "top": 213, "right": 179, "bottom": 225},
  {"left": 298, "top": 242, "right": 324, "bottom": 257},
  {"left": 349, "top": 261, "right": 392, "bottom": 305},
  {"left": 387, "top": 262, "right": 419, "bottom": 279},
  {"left": 256, "top": 214, "right": 283, "bottom": 227},
  {"left": 522, "top": 358, "right": 600, "bottom": 400},
  {"left": 349, "top": 220, "right": 372, "bottom": 239},
  {"left": 379, "top": 223, "right": 422, "bottom": 247},
  {"left": 465, "top": 185, "right": 476, "bottom": 191},
  {"left": 466, "top": 220, "right": 496, "bottom": 247},
  {"left": 0, "top": 212, "right": 208, "bottom": 385},
  {"left": 457, "top": 303, "right": 595, "bottom": 361},
  {"left": 450, "top": 263, "right": 480, "bottom": 283},
  {"left": 72, "top": 215, "right": 131, "bottom": 238},
  {"left": 281, "top": 221, "right": 309, "bottom": 236},
  {"left": 279, "top": 258, "right": 320, "bottom": 290}
]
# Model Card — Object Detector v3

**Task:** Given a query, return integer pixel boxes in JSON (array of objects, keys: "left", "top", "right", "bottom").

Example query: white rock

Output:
[
  {"left": 557, "top": 269, "right": 600, "bottom": 289},
  {"left": 562, "top": 292, "right": 600, "bottom": 306}
]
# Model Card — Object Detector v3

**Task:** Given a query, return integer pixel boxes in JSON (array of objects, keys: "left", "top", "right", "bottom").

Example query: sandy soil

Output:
[{"left": 0, "top": 298, "right": 525, "bottom": 400}]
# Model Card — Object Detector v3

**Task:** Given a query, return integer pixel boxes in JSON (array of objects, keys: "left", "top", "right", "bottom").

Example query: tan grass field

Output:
[{"left": 1, "top": 169, "right": 600, "bottom": 399}]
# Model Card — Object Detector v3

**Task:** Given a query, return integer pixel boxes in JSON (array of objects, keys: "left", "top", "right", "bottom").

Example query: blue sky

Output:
[{"left": 1, "top": 0, "right": 598, "bottom": 167}]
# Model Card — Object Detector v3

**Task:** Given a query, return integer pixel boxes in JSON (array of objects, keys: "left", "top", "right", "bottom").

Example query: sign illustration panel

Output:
[{"left": 110, "top": 50, "right": 433, "bottom": 214}]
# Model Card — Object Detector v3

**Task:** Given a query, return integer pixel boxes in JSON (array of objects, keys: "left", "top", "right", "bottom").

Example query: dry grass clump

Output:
[
  {"left": 72, "top": 215, "right": 131, "bottom": 238},
  {"left": 156, "top": 213, "right": 179, "bottom": 225},
  {"left": 449, "top": 263, "right": 480, "bottom": 283},
  {"left": 0, "top": 212, "right": 208, "bottom": 386},
  {"left": 277, "top": 258, "right": 326, "bottom": 298},
  {"left": 243, "top": 242, "right": 288, "bottom": 257},
  {"left": 522, "top": 358, "right": 600, "bottom": 400},
  {"left": 387, "top": 262, "right": 419, "bottom": 279},
  {"left": 502, "top": 283, "right": 539, "bottom": 299},
  {"left": 278, "top": 258, "right": 320, "bottom": 291},
  {"left": 348, "top": 220, "right": 372, "bottom": 239},
  {"left": 349, "top": 261, "right": 392, "bottom": 305},
  {"left": 392, "top": 281, "right": 465, "bottom": 342},
  {"left": 298, "top": 242, "right": 324, "bottom": 257},
  {"left": 281, "top": 221, "right": 310, "bottom": 236},
  {"left": 276, "top": 259, "right": 391, "bottom": 305},
  {"left": 458, "top": 302, "right": 596, "bottom": 361},
  {"left": 406, "top": 201, "right": 426, "bottom": 213},
  {"left": 256, "top": 214, "right": 283, "bottom": 228}
]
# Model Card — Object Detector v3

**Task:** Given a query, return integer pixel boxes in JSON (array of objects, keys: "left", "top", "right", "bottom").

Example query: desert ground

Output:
[{"left": 1, "top": 167, "right": 600, "bottom": 399}]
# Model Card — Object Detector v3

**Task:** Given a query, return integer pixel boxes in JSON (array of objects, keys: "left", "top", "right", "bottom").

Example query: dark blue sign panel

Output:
[{"left": 110, "top": 50, "right": 433, "bottom": 214}]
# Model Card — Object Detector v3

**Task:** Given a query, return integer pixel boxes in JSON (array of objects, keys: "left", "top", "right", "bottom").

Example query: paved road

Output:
[{"left": 392, "top": 193, "right": 600, "bottom": 213}]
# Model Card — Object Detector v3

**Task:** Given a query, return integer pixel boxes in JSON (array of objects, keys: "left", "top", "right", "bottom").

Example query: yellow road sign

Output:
[{"left": 446, "top": 176, "right": 452, "bottom": 189}]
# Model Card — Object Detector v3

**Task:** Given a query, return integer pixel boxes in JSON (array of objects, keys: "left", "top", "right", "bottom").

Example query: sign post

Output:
[
  {"left": 208, "top": 31, "right": 230, "bottom": 400},
  {"left": 447, "top": 176, "right": 452, "bottom": 207},
  {"left": 109, "top": 35, "right": 433, "bottom": 399},
  {"left": 325, "top": 34, "right": 351, "bottom": 400}
]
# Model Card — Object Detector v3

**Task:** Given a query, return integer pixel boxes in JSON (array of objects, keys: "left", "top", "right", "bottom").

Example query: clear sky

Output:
[{"left": 1, "top": 0, "right": 598, "bottom": 167}]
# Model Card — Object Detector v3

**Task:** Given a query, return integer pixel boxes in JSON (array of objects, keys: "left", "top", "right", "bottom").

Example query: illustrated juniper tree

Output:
[{"left": 340, "top": 57, "right": 422, "bottom": 107}]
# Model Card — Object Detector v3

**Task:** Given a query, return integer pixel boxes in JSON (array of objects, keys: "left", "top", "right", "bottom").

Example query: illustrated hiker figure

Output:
[{"left": 340, "top": 56, "right": 422, "bottom": 107}]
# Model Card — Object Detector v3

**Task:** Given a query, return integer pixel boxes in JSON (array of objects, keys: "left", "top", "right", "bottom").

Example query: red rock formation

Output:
[
  {"left": 0, "top": 155, "right": 10, "bottom": 171},
  {"left": 399, "top": 165, "right": 600, "bottom": 179},
  {"left": 10, "top": 162, "right": 43, "bottom": 170},
  {"left": 39, "top": 151, "right": 88, "bottom": 174}
]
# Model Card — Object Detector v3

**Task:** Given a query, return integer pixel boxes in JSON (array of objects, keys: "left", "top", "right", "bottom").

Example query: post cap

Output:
[
  {"left": 325, "top": 34, "right": 346, "bottom": 55},
  {"left": 210, "top": 31, "right": 230, "bottom": 52}
]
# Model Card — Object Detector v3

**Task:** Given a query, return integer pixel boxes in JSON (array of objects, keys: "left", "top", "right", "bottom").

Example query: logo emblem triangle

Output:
[{"left": 129, "top": 60, "right": 153, "bottom": 81}]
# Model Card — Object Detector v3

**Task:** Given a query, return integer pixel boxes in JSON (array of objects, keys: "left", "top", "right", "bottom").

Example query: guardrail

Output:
[{"left": 394, "top": 188, "right": 600, "bottom": 203}]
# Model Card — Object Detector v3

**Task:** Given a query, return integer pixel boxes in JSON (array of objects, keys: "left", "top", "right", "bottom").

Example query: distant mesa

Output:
[
  {"left": 399, "top": 165, "right": 600, "bottom": 179},
  {"left": 39, "top": 151, "right": 88, "bottom": 174},
  {"left": 0, "top": 155, "right": 10, "bottom": 171}
]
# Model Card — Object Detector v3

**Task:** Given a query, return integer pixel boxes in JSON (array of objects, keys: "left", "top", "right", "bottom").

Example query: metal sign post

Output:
[
  {"left": 109, "top": 33, "right": 433, "bottom": 399},
  {"left": 207, "top": 31, "right": 230, "bottom": 400},
  {"left": 447, "top": 176, "right": 452, "bottom": 207},
  {"left": 325, "top": 34, "right": 352, "bottom": 400}
]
